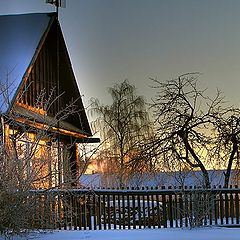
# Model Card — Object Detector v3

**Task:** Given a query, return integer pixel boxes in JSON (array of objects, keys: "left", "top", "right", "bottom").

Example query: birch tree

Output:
[{"left": 90, "top": 80, "right": 153, "bottom": 187}]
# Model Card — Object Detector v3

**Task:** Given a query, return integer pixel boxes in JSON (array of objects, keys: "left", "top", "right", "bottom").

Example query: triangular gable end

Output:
[
  {"left": 7, "top": 13, "right": 92, "bottom": 138},
  {"left": 0, "top": 13, "right": 54, "bottom": 113}
]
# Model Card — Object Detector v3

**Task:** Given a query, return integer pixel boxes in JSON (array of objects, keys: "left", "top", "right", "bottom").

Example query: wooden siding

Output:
[
  {"left": 15, "top": 19, "right": 92, "bottom": 136},
  {"left": 17, "top": 21, "right": 59, "bottom": 116}
]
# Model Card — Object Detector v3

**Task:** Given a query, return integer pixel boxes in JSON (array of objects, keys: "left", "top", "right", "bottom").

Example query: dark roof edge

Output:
[
  {"left": 0, "top": 12, "right": 56, "bottom": 17},
  {"left": 7, "top": 12, "right": 57, "bottom": 114}
]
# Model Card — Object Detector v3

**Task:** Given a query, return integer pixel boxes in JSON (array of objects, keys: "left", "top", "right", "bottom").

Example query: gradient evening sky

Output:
[{"left": 0, "top": 0, "right": 240, "bottom": 108}]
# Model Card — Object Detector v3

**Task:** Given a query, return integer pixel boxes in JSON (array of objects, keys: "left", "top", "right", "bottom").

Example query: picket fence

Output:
[{"left": 30, "top": 186, "right": 240, "bottom": 230}]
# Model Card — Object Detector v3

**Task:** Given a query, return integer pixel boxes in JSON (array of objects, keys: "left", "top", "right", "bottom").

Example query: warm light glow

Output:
[
  {"left": 15, "top": 117, "right": 89, "bottom": 139},
  {"left": 16, "top": 102, "right": 47, "bottom": 115}
]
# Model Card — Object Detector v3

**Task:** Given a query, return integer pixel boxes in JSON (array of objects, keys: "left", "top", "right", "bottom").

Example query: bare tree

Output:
[
  {"left": 90, "top": 80, "right": 154, "bottom": 187},
  {"left": 149, "top": 73, "right": 235, "bottom": 188},
  {"left": 0, "top": 79, "right": 93, "bottom": 236},
  {"left": 212, "top": 108, "right": 240, "bottom": 187}
]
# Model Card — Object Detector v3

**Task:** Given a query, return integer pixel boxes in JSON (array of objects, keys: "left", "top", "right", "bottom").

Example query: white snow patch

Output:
[{"left": 1, "top": 227, "right": 240, "bottom": 240}]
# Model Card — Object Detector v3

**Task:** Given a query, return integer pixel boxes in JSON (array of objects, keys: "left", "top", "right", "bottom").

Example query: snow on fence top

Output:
[{"left": 106, "top": 199, "right": 162, "bottom": 208}]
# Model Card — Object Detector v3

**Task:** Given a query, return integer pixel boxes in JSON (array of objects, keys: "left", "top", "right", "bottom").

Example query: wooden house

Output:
[{"left": 0, "top": 12, "right": 99, "bottom": 189}]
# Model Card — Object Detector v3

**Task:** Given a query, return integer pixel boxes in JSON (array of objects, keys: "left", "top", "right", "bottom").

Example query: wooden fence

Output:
[{"left": 29, "top": 186, "right": 240, "bottom": 230}]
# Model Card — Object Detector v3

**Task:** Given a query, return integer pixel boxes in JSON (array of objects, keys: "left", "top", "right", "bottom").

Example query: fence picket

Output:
[
  {"left": 236, "top": 192, "right": 239, "bottom": 224},
  {"left": 112, "top": 194, "right": 117, "bottom": 229},
  {"left": 132, "top": 194, "right": 136, "bottom": 229},
  {"left": 225, "top": 192, "right": 229, "bottom": 225},
  {"left": 28, "top": 187, "right": 240, "bottom": 230},
  {"left": 137, "top": 194, "right": 142, "bottom": 229},
  {"left": 230, "top": 192, "right": 234, "bottom": 224},
  {"left": 168, "top": 186, "right": 173, "bottom": 228}
]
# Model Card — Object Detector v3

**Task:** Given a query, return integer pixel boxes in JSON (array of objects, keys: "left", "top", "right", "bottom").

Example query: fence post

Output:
[
  {"left": 225, "top": 191, "right": 229, "bottom": 225},
  {"left": 161, "top": 186, "right": 167, "bottom": 228},
  {"left": 219, "top": 189, "right": 224, "bottom": 225},
  {"left": 230, "top": 189, "right": 234, "bottom": 224},
  {"left": 179, "top": 189, "right": 183, "bottom": 228},
  {"left": 234, "top": 186, "right": 239, "bottom": 225},
  {"left": 132, "top": 194, "right": 136, "bottom": 229},
  {"left": 168, "top": 186, "right": 173, "bottom": 228}
]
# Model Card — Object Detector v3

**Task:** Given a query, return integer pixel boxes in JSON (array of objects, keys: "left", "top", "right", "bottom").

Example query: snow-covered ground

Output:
[{"left": 2, "top": 227, "right": 240, "bottom": 240}]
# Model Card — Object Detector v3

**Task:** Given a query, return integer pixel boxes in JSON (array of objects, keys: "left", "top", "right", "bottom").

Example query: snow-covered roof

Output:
[
  {"left": 0, "top": 12, "right": 55, "bottom": 112},
  {"left": 80, "top": 170, "right": 237, "bottom": 189}
]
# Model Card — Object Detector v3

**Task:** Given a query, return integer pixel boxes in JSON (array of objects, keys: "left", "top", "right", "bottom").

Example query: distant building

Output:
[{"left": 0, "top": 12, "right": 99, "bottom": 188}]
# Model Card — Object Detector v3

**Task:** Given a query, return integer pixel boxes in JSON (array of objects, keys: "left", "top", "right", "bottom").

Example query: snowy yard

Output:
[{"left": 2, "top": 227, "right": 240, "bottom": 240}]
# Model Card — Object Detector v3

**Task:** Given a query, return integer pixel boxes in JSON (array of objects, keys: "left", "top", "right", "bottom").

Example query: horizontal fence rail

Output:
[{"left": 29, "top": 186, "right": 240, "bottom": 230}]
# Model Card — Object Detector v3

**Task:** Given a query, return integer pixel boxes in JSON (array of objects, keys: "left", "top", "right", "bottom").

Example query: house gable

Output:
[
  {"left": 0, "top": 13, "right": 53, "bottom": 113},
  {"left": 0, "top": 12, "right": 94, "bottom": 139}
]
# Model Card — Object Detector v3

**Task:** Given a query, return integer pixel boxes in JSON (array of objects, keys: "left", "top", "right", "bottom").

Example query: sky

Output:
[{"left": 0, "top": 0, "right": 240, "bottom": 108}]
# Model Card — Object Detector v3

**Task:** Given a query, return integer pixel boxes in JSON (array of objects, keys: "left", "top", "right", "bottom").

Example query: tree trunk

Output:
[
  {"left": 180, "top": 131, "right": 211, "bottom": 188},
  {"left": 224, "top": 138, "right": 238, "bottom": 188}
]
